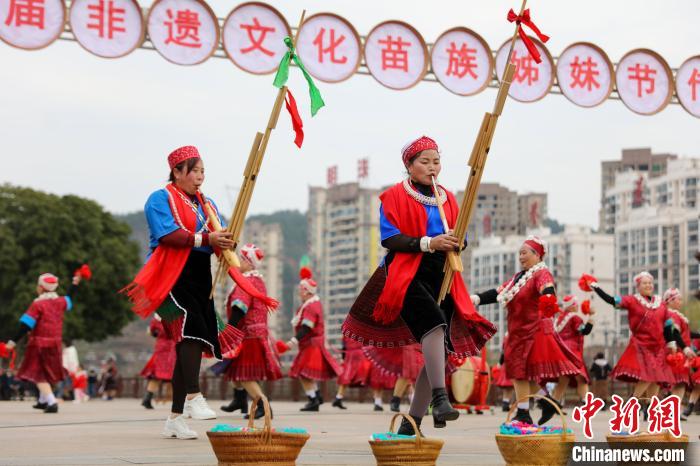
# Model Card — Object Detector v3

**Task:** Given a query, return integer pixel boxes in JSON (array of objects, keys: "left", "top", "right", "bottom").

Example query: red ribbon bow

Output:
[{"left": 507, "top": 8, "right": 550, "bottom": 64}]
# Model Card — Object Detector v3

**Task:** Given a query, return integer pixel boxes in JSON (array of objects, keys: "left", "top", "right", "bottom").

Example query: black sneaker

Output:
[
  {"left": 44, "top": 404, "right": 58, "bottom": 413},
  {"left": 300, "top": 396, "right": 320, "bottom": 412},
  {"left": 397, "top": 416, "right": 422, "bottom": 436},
  {"left": 513, "top": 408, "right": 533, "bottom": 425},
  {"left": 315, "top": 390, "right": 324, "bottom": 405},
  {"left": 537, "top": 395, "right": 561, "bottom": 425},
  {"left": 431, "top": 388, "right": 459, "bottom": 428},
  {"left": 33, "top": 402, "right": 48, "bottom": 410},
  {"left": 390, "top": 396, "right": 401, "bottom": 412},
  {"left": 374, "top": 404, "right": 384, "bottom": 411},
  {"left": 501, "top": 400, "right": 510, "bottom": 412},
  {"left": 332, "top": 398, "right": 347, "bottom": 410}
]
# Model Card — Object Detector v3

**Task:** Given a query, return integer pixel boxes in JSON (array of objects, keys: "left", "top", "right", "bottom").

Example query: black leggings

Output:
[{"left": 171, "top": 339, "right": 204, "bottom": 414}]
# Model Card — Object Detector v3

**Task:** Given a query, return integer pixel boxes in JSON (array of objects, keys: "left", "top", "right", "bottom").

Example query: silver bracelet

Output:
[
  {"left": 420, "top": 236, "right": 435, "bottom": 253},
  {"left": 193, "top": 233, "right": 202, "bottom": 248}
]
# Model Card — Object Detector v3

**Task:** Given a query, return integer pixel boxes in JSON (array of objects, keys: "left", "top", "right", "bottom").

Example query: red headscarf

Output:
[{"left": 401, "top": 136, "right": 439, "bottom": 167}]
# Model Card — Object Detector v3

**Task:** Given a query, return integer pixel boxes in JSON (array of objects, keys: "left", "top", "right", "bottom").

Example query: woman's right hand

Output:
[
  {"left": 209, "top": 231, "right": 234, "bottom": 249},
  {"left": 429, "top": 234, "right": 460, "bottom": 252}
]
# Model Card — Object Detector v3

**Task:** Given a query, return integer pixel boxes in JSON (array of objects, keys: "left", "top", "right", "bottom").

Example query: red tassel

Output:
[
  {"left": 538, "top": 294, "right": 559, "bottom": 318},
  {"left": 507, "top": 8, "right": 549, "bottom": 64},
  {"left": 578, "top": 273, "right": 598, "bottom": 292},
  {"left": 581, "top": 300, "right": 591, "bottom": 315},
  {"left": 285, "top": 89, "right": 304, "bottom": 148},
  {"left": 275, "top": 340, "right": 290, "bottom": 354},
  {"left": 74, "top": 263, "right": 92, "bottom": 281},
  {"left": 227, "top": 267, "right": 279, "bottom": 311}
]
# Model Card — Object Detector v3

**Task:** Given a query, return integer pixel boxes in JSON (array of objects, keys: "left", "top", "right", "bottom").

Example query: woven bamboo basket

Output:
[
  {"left": 495, "top": 394, "right": 575, "bottom": 466},
  {"left": 206, "top": 396, "right": 310, "bottom": 466},
  {"left": 368, "top": 413, "right": 444, "bottom": 466}
]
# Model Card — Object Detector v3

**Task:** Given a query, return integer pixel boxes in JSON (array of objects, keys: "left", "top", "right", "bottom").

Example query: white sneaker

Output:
[
  {"left": 184, "top": 394, "right": 217, "bottom": 420},
  {"left": 162, "top": 415, "right": 198, "bottom": 439}
]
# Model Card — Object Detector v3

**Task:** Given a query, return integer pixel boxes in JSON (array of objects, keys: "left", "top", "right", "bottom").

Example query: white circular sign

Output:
[
  {"left": 556, "top": 42, "right": 613, "bottom": 108},
  {"left": 364, "top": 20, "right": 428, "bottom": 90},
  {"left": 675, "top": 56, "right": 700, "bottom": 119},
  {"left": 223, "top": 2, "right": 290, "bottom": 75},
  {"left": 296, "top": 13, "right": 360, "bottom": 83},
  {"left": 495, "top": 37, "right": 553, "bottom": 103},
  {"left": 616, "top": 49, "right": 673, "bottom": 115},
  {"left": 431, "top": 27, "right": 493, "bottom": 96},
  {"left": 0, "top": 0, "right": 65, "bottom": 50},
  {"left": 70, "top": 0, "right": 144, "bottom": 58},
  {"left": 147, "top": 0, "right": 218, "bottom": 66}
]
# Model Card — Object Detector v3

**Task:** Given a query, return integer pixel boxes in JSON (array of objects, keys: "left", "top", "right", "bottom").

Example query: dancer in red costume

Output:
[
  {"left": 582, "top": 271, "right": 677, "bottom": 406},
  {"left": 7, "top": 270, "right": 84, "bottom": 413},
  {"left": 218, "top": 244, "right": 282, "bottom": 420},
  {"left": 332, "top": 337, "right": 397, "bottom": 411},
  {"left": 471, "top": 236, "right": 584, "bottom": 425},
  {"left": 363, "top": 345, "right": 423, "bottom": 413},
  {"left": 553, "top": 295, "right": 594, "bottom": 404},
  {"left": 493, "top": 334, "right": 514, "bottom": 412},
  {"left": 343, "top": 136, "right": 496, "bottom": 435},
  {"left": 282, "top": 268, "right": 341, "bottom": 412},
  {"left": 140, "top": 315, "right": 176, "bottom": 410}
]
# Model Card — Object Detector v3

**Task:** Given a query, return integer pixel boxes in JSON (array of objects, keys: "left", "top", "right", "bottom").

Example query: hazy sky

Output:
[{"left": 2, "top": 0, "right": 699, "bottom": 229}]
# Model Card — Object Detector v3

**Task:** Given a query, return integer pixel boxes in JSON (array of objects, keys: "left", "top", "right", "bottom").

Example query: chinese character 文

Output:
[
  {"left": 87, "top": 0, "right": 126, "bottom": 40},
  {"left": 512, "top": 50, "right": 539, "bottom": 86},
  {"left": 648, "top": 395, "right": 681, "bottom": 437},
  {"left": 164, "top": 9, "right": 201, "bottom": 48},
  {"left": 627, "top": 63, "right": 656, "bottom": 98},
  {"left": 572, "top": 392, "right": 605, "bottom": 439},
  {"left": 4, "top": 0, "right": 45, "bottom": 29},
  {"left": 378, "top": 35, "right": 411, "bottom": 72},
  {"left": 312, "top": 27, "right": 347, "bottom": 64},
  {"left": 609, "top": 395, "right": 641, "bottom": 435},
  {"left": 688, "top": 68, "right": 700, "bottom": 102},
  {"left": 570, "top": 56, "right": 600, "bottom": 91},
  {"left": 239, "top": 17, "right": 275, "bottom": 56},
  {"left": 445, "top": 41, "right": 478, "bottom": 79}
]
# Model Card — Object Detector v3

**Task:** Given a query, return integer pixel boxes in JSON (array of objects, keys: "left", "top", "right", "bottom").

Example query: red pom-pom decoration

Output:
[
  {"left": 578, "top": 273, "right": 597, "bottom": 292},
  {"left": 0, "top": 342, "right": 9, "bottom": 359},
  {"left": 538, "top": 294, "right": 559, "bottom": 318},
  {"left": 74, "top": 264, "right": 93, "bottom": 281},
  {"left": 581, "top": 300, "right": 591, "bottom": 315},
  {"left": 299, "top": 267, "right": 313, "bottom": 280},
  {"left": 666, "top": 352, "right": 685, "bottom": 369},
  {"left": 275, "top": 340, "right": 290, "bottom": 354}
]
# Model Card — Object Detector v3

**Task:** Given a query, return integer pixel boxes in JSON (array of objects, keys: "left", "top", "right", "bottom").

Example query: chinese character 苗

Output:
[
  {"left": 572, "top": 392, "right": 605, "bottom": 439},
  {"left": 312, "top": 27, "right": 347, "bottom": 64},
  {"left": 570, "top": 56, "right": 600, "bottom": 91},
  {"left": 4, "top": 0, "right": 45, "bottom": 29},
  {"left": 512, "top": 50, "right": 539, "bottom": 86},
  {"left": 164, "top": 9, "right": 202, "bottom": 49},
  {"left": 608, "top": 395, "right": 641, "bottom": 435},
  {"left": 648, "top": 395, "right": 681, "bottom": 437},
  {"left": 378, "top": 35, "right": 411, "bottom": 72},
  {"left": 87, "top": 0, "right": 126, "bottom": 40},
  {"left": 445, "top": 41, "right": 478, "bottom": 79},
  {"left": 627, "top": 63, "right": 656, "bottom": 98},
  {"left": 239, "top": 17, "right": 275, "bottom": 56}
]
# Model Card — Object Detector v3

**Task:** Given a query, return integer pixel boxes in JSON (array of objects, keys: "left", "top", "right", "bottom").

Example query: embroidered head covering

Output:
[
  {"left": 38, "top": 273, "right": 59, "bottom": 292},
  {"left": 401, "top": 136, "right": 439, "bottom": 167},
  {"left": 523, "top": 235, "right": 547, "bottom": 258},
  {"left": 633, "top": 271, "right": 653, "bottom": 286},
  {"left": 561, "top": 294, "right": 578, "bottom": 311},
  {"left": 240, "top": 243, "right": 264, "bottom": 269},
  {"left": 663, "top": 287, "right": 681, "bottom": 304},
  {"left": 299, "top": 266, "right": 317, "bottom": 295},
  {"left": 168, "top": 145, "right": 201, "bottom": 170}
]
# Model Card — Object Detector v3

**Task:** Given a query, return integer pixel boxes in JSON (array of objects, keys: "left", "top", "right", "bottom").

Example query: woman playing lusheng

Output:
[
  {"left": 471, "top": 237, "right": 584, "bottom": 425},
  {"left": 343, "top": 136, "right": 496, "bottom": 435},
  {"left": 123, "top": 145, "right": 276, "bottom": 439}
]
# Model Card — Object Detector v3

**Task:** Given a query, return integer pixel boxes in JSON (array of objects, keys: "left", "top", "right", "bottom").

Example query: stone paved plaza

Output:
[{"left": 2, "top": 399, "right": 700, "bottom": 465}]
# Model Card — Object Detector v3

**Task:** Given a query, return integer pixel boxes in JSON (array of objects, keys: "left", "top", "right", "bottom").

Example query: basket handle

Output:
[
  {"left": 389, "top": 413, "right": 423, "bottom": 449},
  {"left": 506, "top": 394, "right": 568, "bottom": 440},
  {"left": 246, "top": 395, "right": 273, "bottom": 444}
]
